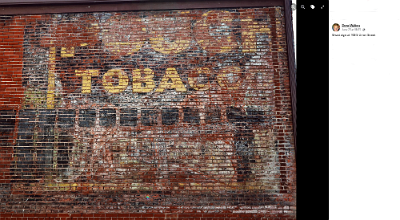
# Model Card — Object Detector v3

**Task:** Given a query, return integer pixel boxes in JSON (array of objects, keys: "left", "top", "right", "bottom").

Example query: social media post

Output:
[
  {"left": 329, "top": 2, "right": 379, "bottom": 80},
  {"left": 330, "top": 1, "right": 377, "bottom": 37},
  {"left": 331, "top": 23, "right": 373, "bottom": 36},
  {"left": 329, "top": 10, "right": 379, "bottom": 73},
  {"left": 329, "top": 1, "right": 400, "bottom": 220},
  {"left": 330, "top": 17, "right": 377, "bottom": 38}
]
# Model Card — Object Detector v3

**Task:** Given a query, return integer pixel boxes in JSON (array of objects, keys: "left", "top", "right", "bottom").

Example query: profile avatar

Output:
[{"left": 332, "top": 23, "right": 340, "bottom": 32}]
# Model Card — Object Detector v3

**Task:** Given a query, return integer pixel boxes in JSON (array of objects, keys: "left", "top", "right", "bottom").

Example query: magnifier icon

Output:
[{"left": 301, "top": 5, "right": 305, "bottom": 9}]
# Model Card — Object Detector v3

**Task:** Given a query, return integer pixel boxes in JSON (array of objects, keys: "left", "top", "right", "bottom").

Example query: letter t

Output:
[{"left": 75, "top": 69, "right": 99, "bottom": 94}]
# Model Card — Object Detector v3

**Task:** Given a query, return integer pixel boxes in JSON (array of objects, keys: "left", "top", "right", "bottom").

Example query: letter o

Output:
[
  {"left": 102, "top": 69, "right": 129, "bottom": 93},
  {"left": 188, "top": 67, "right": 211, "bottom": 91}
]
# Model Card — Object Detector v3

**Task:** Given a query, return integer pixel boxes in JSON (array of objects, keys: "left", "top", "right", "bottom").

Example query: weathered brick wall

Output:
[{"left": 0, "top": 7, "right": 295, "bottom": 219}]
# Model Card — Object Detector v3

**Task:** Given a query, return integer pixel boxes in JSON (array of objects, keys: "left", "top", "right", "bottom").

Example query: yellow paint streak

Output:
[
  {"left": 105, "top": 42, "right": 138, "bottom": 46},
  {"left": 241, "top": 17, "right": 271, "bottom": 53},
  {"left": 104, "top": 41, "right": 143, "bottom": 55},
  {"left": 132, "top": 68, "right": 156, "bottom": 93},
  {"left": 75, "top": 69, "right": 99, "bottom": 94},
  {"left": 102, "top": 69, "right": 129, "bottom": 94},
  {"left": 155, "top": 68, "right": 187, "bottom": 92},
  {"left": 61, "top": 47, "right": 75, "bottom": 58},
  {"left": 46, "top": 47, "right": 56, "bottom": 109},
  {"left": 150, "top": 37, "right": 190, "bottom": 54}
]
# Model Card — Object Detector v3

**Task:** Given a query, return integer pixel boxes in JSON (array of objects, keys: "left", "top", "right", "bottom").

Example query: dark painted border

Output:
[
  {"left": 0, "top": 0, "right": 284, "bottom": 15},
  {"left": 0, "top": 0, "right": 144, "bottom": 5},
  {"left": 284, "top": 0, "right": 296, "bottom": 161}
]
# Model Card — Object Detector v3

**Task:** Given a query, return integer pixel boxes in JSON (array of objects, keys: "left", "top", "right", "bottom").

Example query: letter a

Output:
[{"left": 156, "top": 68, "right": 187, "bottom": 92}]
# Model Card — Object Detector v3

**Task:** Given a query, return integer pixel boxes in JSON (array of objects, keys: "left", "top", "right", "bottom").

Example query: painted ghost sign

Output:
[{"left": 7, "top": 7, "right": 295, "bottom": 213}]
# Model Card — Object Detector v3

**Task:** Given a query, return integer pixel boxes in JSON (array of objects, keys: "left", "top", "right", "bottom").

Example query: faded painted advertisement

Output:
[{"left": 9, "top": 7, "right": 295, "bottom": 212}]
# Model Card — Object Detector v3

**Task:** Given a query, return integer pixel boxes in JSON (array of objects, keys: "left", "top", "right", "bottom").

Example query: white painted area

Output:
[{"left": 330, "top": 1, "right": 400, "bottom": 220}]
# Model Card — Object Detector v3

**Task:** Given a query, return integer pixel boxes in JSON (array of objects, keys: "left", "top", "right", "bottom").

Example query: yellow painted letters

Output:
[
  {"left": 156, "top": 68, "right": 187, "bottom": 92},
  {"left": 132, "top": 68, "right": 156, "bottom": 93},
  {"left": 102, "top": 69, "right": 129, "bottom": 94},
  {"left": 46, "top": 47, "right": 56, "bottom": 109},
  {"left": 75, "top": 69, "right": 100, "bottom": 94}
]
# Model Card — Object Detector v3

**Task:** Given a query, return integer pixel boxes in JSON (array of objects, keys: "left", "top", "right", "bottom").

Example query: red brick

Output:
[{"left": 0, "top": 6, "right": 295, "bottom": 219}]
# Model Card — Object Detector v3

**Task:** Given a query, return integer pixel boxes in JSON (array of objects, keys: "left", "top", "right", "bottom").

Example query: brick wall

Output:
[{"left": 0, "top": 7, "right": 296, "bottom": 219}]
